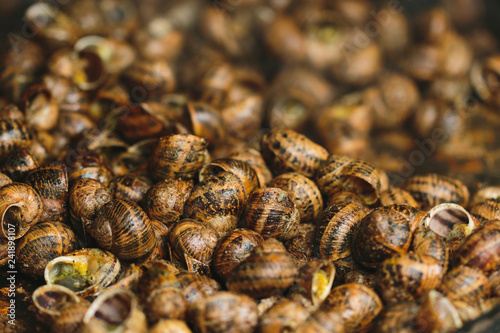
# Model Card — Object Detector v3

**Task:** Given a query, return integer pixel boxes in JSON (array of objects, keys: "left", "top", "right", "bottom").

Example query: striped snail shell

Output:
[
  {"left": 439, "top": 265, "right": 491, "bottom": 303},
  {"left": 0, "top": 182, "right": 43, "bottom": 239},
  {"left": 89, "top": 199, "right": 156, "bottom": 260}
]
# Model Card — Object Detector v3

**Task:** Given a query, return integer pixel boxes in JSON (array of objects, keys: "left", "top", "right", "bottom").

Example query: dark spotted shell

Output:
[
  {"left": 269, "top": 172, "right": 323, "bottom": 223},
  {"left": 243, "top": 187, "right": 300, "bottom": 241},
  {"left": 351, "top": 205, "right": 424, "bottom": 268},
  {"left": 109, "top": 174, "right": 151, "bottom": 203},
  {"left": 261, "top": 128, "right": 328, "bottom": 178},
  {"left": 379, "top": 187, "right": 419, "bottom": 208},
  {"left": 439, "top": 266, "right": 491, "bottom": 303}
]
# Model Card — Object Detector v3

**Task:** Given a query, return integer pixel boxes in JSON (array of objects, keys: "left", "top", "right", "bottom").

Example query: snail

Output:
[
  {"left": 88, "top": 199, "right": 157, "bottom": 260},
  {"left": 259, "top": 299, "right": 311, "bottom": 333}
]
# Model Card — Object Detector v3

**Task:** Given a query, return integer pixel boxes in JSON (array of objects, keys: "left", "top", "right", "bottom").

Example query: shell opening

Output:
[
  {"left": 86, "top": 291, "right": 134, "bottom": 329},
  {"left": 426, "top": 206, "right": 470, "bottom": 238},
  {"left": 340, "top": 176, "right": 378, "bottom": 206},
  {"left": 48, "top": 262, "right": 92, "bottom": 292},
  {"left": 312, "top": 264, "right": 335, "bottom": 305},
  {"left": 35, "top": 290, "right": 73, "bottom": 311}
]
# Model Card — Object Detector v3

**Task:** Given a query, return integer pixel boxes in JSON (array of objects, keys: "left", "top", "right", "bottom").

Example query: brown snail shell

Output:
[
  {"left": 51, "top": 298, "right": 91, "bottom": 333},
  {"left": 259, "top": 299, "right": 311, "bottom": 333},
  {"left": 32, "top": 284, "right": 82, "bottom": 325},
  {"left": 295, "top": 307, "right": 347, "bottom": 333},
  {"left": 222, "top": 93, "right": 264, "bottom": 142},
  {"left": 419, "top": 203, "right": 479, "bottom": 238},
  {"left": 108, "top": 174, "right": 151, "bottom": 204},
  {"left": 67, "top": 152, "right": 113, "bottom": 187},
  {"left": 0, "top": 145, "right": 38, "bottom": 181},
  {"left": 470, "top": 55, "right": 500, "bottom": 108},
  {"left": 121, "top": 59, "right": 176, "bottom": 99},
  {"left": 411, "top": 226, "right": 449, "bottom": 270},
  {"left": 351, "top": 205, "right": 423, "bottom": 268},
  {"left": 16, "top": 222, "right": 78, "bottom": 277},
  {"left": 185, "top": 102, "right": 226, "bottom": 147},
  {"left": 22, "top": 84, "right": 59, "bottom": 131},
  {"left": 213, "top": 228, "right": 264, "bottom": 280},
  {"left": 226, "top": 238, "right": 298, "bottom": 299},
  {"left": 376, "top": 253, "right": 444, "bottom": 304},
  {"left": 439, "top": 265, "right": 491, "bottom": 303},
  {"left": 269, "top": 172, "right": 323, "bottom": 223},
  {"left": 26, "top": 161, "right": 68, "bottom": 223},
  {"left": 188, "top": 291, "right": 258, "bottom": 333},
  {"left": 315, "top": 154, "right": 383, "bottom": 206},
  {"left": 45, "top": 248, "right": 121, "bottom": 299},
  {"left": 228, "top": 147, "right": 273, "bottom": 186},
  {"left": 151, "top": 220, "right": 172, "bottom": 261},
  {"left": 326, "top": 191, "right": 367, "bottom": 207},
  {"left": 315, "top": 201, "right": 370, "bottom": 262},
  {"left": 262, "top": 128, "right": 328, "bottom": 178},
  {"left": 243, "top": 187, "right": 300, "bottom": 241},
  {"left": 149, "top": 134, "right": 208, "bottom": 182},
  {"left": 143, "top": 179, "right": 193, "bottom": 227},
  {"left": 150, "top": 319, "right": 192, "bottom": 333},
  {"left": 379, "top": 187, "right": 419, "bottom": 208},
  {"left": 469, "top": 186, "right": 500, "bottom": 206},
  {"left": 200, "top": 158, "right": 260, "bottom": 197},
  {"left": 82, "top": 289, "right": 147, "bottom": 333},
  {"left": 174, "top": 271, "right": 222, "bottom": 305},
  {"left": 470, "top": 199, "right": 500, "bottom": 225},
  {"left": 288, "top": 260, "right": 336, "bottom": 309},
  {"left": 69, "top": 178, "right": 112, "bottom": 222},
  {"left": 89, "top": 199, "right": 157, "bottom": 260},
  {"left": 489, "top": 271, "right": 500, "bottom": 297},
  {"left": 0, "top": 171, "right": 12, "bottom": 188},
  {"left": 285, "top": 223, "right": 316, "bottom": 267},
  {"left": 0, "top": 182, "right": 43, "bottom": 239},
  {"left": 372, "top": 301, "right": 419, "bottom": 333},
  {"left": 184, "top": 171, "right": 245, "bottom": 237},
  {"left": 415, "top": 290, "right": 463, "bottom": 333},
  {"left": 144, "top": 287, "right": 188, "bottom": 325},
  {"left": 169, "top": 219, "right": 218, "bottom": 276},
  {"left": 0, "top": 119, "right": 32, "bottom": 154},
  {"left": 453, "top": 219, "right": 500, "bottom": 276},
  {"left": 404, "top": 173, "right": 470, "bottom": 210},
  {"left": 321, "top": 283, "right": 383, "bottom": 332}
]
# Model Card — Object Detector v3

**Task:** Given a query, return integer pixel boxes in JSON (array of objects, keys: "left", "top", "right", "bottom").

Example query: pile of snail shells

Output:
[{"left": 0, "top": 0, "right": 499, "bottom": 332}]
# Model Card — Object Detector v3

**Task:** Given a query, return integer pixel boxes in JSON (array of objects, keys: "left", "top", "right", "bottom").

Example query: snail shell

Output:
[
  {"left": 439, "top": 265, "right": 491, "bottom": 303},
  {"left": 184, "top": 171, "right": 245, "bottom": 238},
  {"left": 470, "top": 199, "right": 500, "bottom": 225},
  {"left": 419, "top": 203, "right": 478, "bottom": 239},
  {"left": 0, "top": 182, "right": 43, "bottom": 239},
  {"left": 168, "top": 219, "right": 218, "bottom": 276},
  {"left": 228, "top": 147, "right": 273, "bottom": 186},
  {"left": 144, "top": 287, "right": 187, "bottom": 325},
  {"left": 243, "top": 187, "right": 300, "bottom": 241},
  {"left": 200, "top": 158, "right": 260, "bottom": 197},
  {"left": 51, "top": 298, "right": 91, "bottom": 333},
  {"left": 0, "top": 145, "right": 38, "bottom": 181},
  {"left": 351, "top": 205, "right": 423, "bottom": 268},
  {"left": 45, "top": 248, "right": 121, "bottom": 299},
  {"left": 83, "top": 289, "right": 147, "bottom": 333},
  {"left": 315, "top": 154, "right": 383, "bottom": 206},
  {"left": 67, "top": 152, "right": 113, "bottom": 187},
  {"left": 185, "top": 102, "right": 226, "bottom": 147},
  {"left": 295, "top": 308, "right": 347, "bottom": 333},
  {"left": 174, "top": 271, "right": 222, "bottom": 304},
  {"left": 121, "top": 59, "right": 176, "bottom": 99},
  {"left": 326, "top": 191, "right": 367, "bottom": 207},
  {"left": 151, "top": 220, "right": 171, "bottom": 261},
  {"left": 226, "top": 238, "right": 298, "bottom": 299},
  {"left": 149, "top": 134, "right": 208, "bottom": 182},
  {"left": 372, "top": 301, "right": 419, "bottom": 333},
  {"left": 261, "top": 128, "right": 329, "bottom": 178},
  {"left": 411, "top": 226, "right": 449, "bottom": 270},
  {"left": 285, "top": 223, "right": 316, "bottom": 267},
  {"left": 188, "top": 291, "right": 259, "bottom": 333},
  {"left": 321, "top": 283, "right": 383, "bottom": 332},
  {"left": 0, "top": 171, "right": 12, "bottom": 188},
  {"left": 415, "top": 290, "right": 463, "bottom": 333},
  {"left": 470, "top": 55, "right": 500, "bottom": 108},
  {"left": 379, "top": 187, "right": 419, "bottom": 208},
  {"left": 269, "top": 172, "right": 323, "bottom": 223},
  {"left": 150, "top": 320, "right": 192, "bottom": 333},
  {"left": 315, "top": 201, "right": 370, "bottom": 262},
  {"left": 26, "top": 161, "right": 69, "bottom": 223},
  {"left": 32, "top": 284, "right": 81, "bottom": 325},
  {"left": 213, "top": 228, "right": 264, "bottom": 280},
  {"left": 376, "top": 253, "right": 444, "bottom": 304},
  {"left": 143, "top": 179, "right": 193, "bottom": 227},
  {"left": 221, "top": 93, "right": 264, "bottom": 142},
  {"left": 109, "top": 174, "right": 151, "bottom": 203},
  {"left": 403, "top": 173, "right": 470, "bottom": 209},
  {"left": 469, "top": 186, "right": 500, "bottom": 206},
  {"left": 90, "top": 199, "right": 156, "bottom": 260},
  {"left": 288, "top": 260, "right": 336, "bottom": 309},
  {"left": 260, "top": 299, "right": 311, "bottom": 333},
  {"left": 22, "top": 84, "right": 59, "bottom": 131},
  {"left": 453, "top": 219, "right": 500, "bottom": 276},
  {"left": 17, "top": 222, "right": 78, "bottom": 277},
  {"left": 69, "top": 178, "right": 112, "bottom": 230},
  {"left": 136, "top": 260, "right": 179, "bottom": 299}
]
